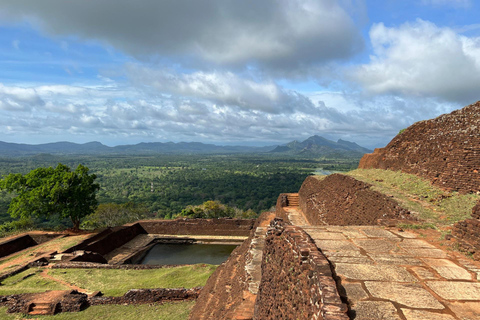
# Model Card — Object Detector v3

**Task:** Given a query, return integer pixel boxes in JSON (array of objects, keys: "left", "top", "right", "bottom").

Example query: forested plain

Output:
[{"left": 0, "top": 153, "right": 359, "bottom": 230}]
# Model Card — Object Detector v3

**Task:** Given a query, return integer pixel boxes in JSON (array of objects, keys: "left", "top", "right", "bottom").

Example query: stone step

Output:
[{"left": 29, "top": 303, "right": 51, "bottom": 315}]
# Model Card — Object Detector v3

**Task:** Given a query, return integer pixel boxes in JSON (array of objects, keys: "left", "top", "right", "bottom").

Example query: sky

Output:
[{"left": 0, "top": 0, "right": 479, "bottom": 149}]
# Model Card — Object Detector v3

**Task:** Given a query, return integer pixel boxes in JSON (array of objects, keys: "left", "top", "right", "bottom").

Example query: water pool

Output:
[{"left": 140, "top": 243, "right": 237, "bottom": 265}]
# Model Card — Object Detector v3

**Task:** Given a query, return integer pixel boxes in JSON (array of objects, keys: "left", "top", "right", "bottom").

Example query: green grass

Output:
[
  {"left": 346, "top": 169, "right": 480, "bottom": 227},
  {"left": 49, "top": 264, "right": 217, "bottom": 296},
  {"left": 0, "top": 268, "right": 69, "bottom": 295},
  {"left": 0, "top": 301, "right": 195, "bottom": 320}
]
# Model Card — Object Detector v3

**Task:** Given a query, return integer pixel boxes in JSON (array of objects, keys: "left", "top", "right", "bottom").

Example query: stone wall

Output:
[
  {"left": 452, "top": 200, "right": 480, "bottom": 260},
  {"left": 254, "top": 222, "right": 348, "bottom": 320},
  {"left": 471, "top": 201, "right": 480, "bottom": 220},
  {"left": 275, "top": 193, "right": 292, "bottom": 223},
  {"left": 0, "top": 233, "right": 60, "bottom": 259},
  {"left": 359, "top": 101, "right": 480, "bottom": 194},
  {"left": 82, "top": 223, "right": 147, "bottom": 256},
  {"left": 189, "top": 212, "right": 273, "bottom": 320},
  {"left": 298, "top": 174, "right": 412, "bottom": 225},
  {"left": 137, "top": 218, "right": 255, "bottom": 236},
  {"left": 0, "top": 235, "right": 37, "bottom": 258}
]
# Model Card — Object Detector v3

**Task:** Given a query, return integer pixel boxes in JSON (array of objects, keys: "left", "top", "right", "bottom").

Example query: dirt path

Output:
[{"left": 40, "top": 268, "right": 88, "bottom": 293}]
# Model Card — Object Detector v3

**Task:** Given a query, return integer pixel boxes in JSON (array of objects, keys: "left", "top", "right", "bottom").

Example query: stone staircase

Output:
[
  {"left": 286, "top": 193, "right": 299, "bottom": 207},
  {"left": 28, "top": 302, "right": 53, "bottom": 316}
]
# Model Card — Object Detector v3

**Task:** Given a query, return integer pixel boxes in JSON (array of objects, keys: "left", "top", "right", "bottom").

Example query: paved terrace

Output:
[{"left": 284, "top": 199, "right": 480, "bottom": 320}]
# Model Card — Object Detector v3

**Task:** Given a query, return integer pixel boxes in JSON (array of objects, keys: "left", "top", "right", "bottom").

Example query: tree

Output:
[
  {"left": 81, "top": 202, "right": 151, "bottom": 229},
  {"left": 0, "top": 163, "right": 99, "bottom": 230}
]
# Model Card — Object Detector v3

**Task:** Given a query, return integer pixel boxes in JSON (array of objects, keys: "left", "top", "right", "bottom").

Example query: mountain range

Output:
[{"left": 0, "top": 136, "right": 371, "bottom": 157}]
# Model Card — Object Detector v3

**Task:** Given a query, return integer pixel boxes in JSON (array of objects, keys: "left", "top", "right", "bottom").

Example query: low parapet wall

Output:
[
  {"left": 452, "top": 200, "right": 480, "bottom": 260},
  {"left": 137, "top": 219, "right": 255, "bottom": 236},
  {"left": 71, "top": 219, "right": 255, "bottom": 260},
  {"left": 275, "top": 193, "right": 292, "bottom": 223},
  {"left": 298, "top": 174, "right": 412, "bottom": 225},
  {"left": 0, "top": 233, "right": 60, "bottom": 259},
  {"left": 83, "top": 223, "right": 147, "bottom": 256},
  {"left": 255, "top": 221, "right": 348, "bottom": 320}
]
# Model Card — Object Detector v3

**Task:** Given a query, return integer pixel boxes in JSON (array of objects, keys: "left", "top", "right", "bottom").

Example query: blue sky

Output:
[{"left": 0, "top": 0, "right": 479, "bottom": 148}]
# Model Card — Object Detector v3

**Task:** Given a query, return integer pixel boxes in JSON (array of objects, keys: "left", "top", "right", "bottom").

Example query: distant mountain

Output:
[
  {"left": 0, "top": 140, "right": 273, "bottom": 157},
  {"left": 0, "top": 136, "right": 370, "bottom": 157},
  {"left": 270, "top": 135, "right": 371, "bottom": 156}
]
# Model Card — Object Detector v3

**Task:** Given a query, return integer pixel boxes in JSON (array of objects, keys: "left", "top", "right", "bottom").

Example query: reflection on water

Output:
[
  {"left": 312, "top": 168, "right": 334, "bottom": 175},
  {"left": 140, "top": 243, "right": 237, "bottom": 265}
]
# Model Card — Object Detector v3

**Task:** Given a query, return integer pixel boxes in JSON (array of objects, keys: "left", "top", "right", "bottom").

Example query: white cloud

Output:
[
  {"left": 0, "top": 0, "right": 363, "bottom": 74},
  {"left": 351, "top": 20, "right": 480, "bottom": 103},
  {"left": 126, "top": 65, "right": 319, "bottom": 114}
]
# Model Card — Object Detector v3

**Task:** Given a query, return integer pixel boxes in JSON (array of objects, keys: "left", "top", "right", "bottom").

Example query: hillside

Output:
[
  {"left": 0, "top": 135, "right": 370, "bottom": 157},
  {"left": 359, "top": 101, "right": 480, "bottom": 194},
  {"left": 270, "top": 135, "right": 371, "bottom": 156}
]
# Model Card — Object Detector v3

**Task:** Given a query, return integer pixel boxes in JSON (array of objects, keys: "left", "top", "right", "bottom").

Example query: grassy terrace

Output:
[
  {"left": 0, "top": 265, "right": 216, "bottom": 296},
  {"left": 0, "top": 302, "right": 195, "bottom": 320},
  {"left": 346, "top": 169, "right": 480, "bottom": 228}
]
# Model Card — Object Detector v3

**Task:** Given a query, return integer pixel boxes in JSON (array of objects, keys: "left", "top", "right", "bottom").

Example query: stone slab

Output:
[
  {"left": 389, "top": 229, "right": 419, "bottom": 238},
  {"left": 368, "top": 254, "right": 423, "bottom": 266},
  {"left": 352, "top": 239, "right": 399, "bottom": 253},
  {"left": 410, "top": 267, "right": 439, "bottom": 280},
  {"left": 446, "top": 301, "right": 480, "bottom": 320},
  {"left": 401, "top": 309, "right": 456, "bottom": 320},
  {"left": 341, "top": 283, "right": 368, "bottom": 304},
  {"left": 335, "top": 263, "right": 417, "bottom": 282},
  {"left": 323, "top": 250, "right": 365, "bottom": 258},
  {"left": 351, "top": 301, "right": 401, "bottom": 320},
  {"left": 427, "top": 281, "right": 480, "bottom": 300},
  {"left": 365, "top": 282, "right": 444, "bottom": 309},
  {"left": 360, "top": 228, "right": 399, "bottom": 239},
  {"left": 399, "top": 239, "right": 438, "bottom": 249},
  {"left": 405, "top": 248, "right": 448, "bottom": 258},
  {"left": 306, "top": 232, "right": 346, "bottom": 240},
  {"left": 328, "top": 256, "right": 373, "bottom": 265},
  {"left": 314, "top": 240, "right": 360, "bottom": 252},
  {"left": 423, "top": 258, "right": 472, "bottom": 280}
]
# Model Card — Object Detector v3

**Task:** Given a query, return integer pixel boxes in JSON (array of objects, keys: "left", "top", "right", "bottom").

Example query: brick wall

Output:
[
  {"left": 0, "top": 235, "right": 37, "bottom": 258},
  {"left": 275, "top": 193, "right": 292, "bottom": 223},
  {"left": 359, "top": 101, "right": 480, "bottom": 194},
  {"left": 83, "top": 223, "right": 147, "bottom": 256},
  {"left": 452, "top": 200, "right": 480, "bottom": 260},
  {"left": 137, "top": 218, "right": 255, "bottom": 236},
  {"left": 298, "top": 174, "right": 412, "bottom": 226},
  {"left": 254, "top": 222, "right": 348, "bottom": 320}
]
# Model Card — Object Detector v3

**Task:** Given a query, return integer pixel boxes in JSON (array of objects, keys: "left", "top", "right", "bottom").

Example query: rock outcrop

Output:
[
  {"left": 359, "top": 101, "right": 480, "bottom": 194},
  {"left": 297, "top": 174, "right": 412, "bottom": 226}
]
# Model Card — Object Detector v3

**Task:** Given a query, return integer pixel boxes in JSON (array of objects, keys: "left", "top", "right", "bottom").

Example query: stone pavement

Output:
[
  {"left": 285, "top": 205, "right": 480, "bottom": 319},
  {"left": 304, "top": 226, "right": 480, "bottom": 320}
]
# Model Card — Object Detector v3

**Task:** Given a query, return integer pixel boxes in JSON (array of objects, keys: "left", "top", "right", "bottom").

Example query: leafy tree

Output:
[
  {"left": 0, "top": 163, "right": 99, "bottom": 230},
  {"left": 82, "top": 202, "right": 151, "bottom": 229},
  {"left": 177, "top": 200, "right": 257, "bottom": 219}
]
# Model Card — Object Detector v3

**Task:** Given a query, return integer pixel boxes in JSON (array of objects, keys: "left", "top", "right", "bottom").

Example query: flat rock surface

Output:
[{"left": 296, "top": 222, "right": 480, "bottom": 320}]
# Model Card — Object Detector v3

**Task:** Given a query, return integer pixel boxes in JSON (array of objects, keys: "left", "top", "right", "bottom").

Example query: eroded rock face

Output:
[
  {"left": 298, "top": 174, "right": 412, "bottom": 226},
  {"left": 359, "top": 101, "right": 480, "bottom": 194}
]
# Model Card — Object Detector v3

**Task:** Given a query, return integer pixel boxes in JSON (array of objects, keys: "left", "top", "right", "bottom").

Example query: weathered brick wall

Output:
[
  {"left": 275, "top": 193, "right": 292, "bottom": 223},
  {"left": 254, "top": 222, "right": 348, "bottom": 320},
  {"left": 359, "top": 101, "right": 480, "bottom": 194},
  {"left": 0, "top": 235, "right": 37, "bottom": 258},
  {"left": 452, "top": 200, "right": 480, "bottom": 260},
  {"left": 298, "top": 174, "right": 412, "bottom": 225},
  {"left": 83, "top": 223, "right": 147, "bottom": 256},
  {"left": 189, "top": 212, "right": 272, "bottom": 320},
  {"left": 452, "top": 219, "right": 480, "bottom": 260},
  {"left": 471, "top": 201, "right": 480, "bottom": 220},
  {"left": 137, "top": 218, "right": 255, "bottom": 236}
]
